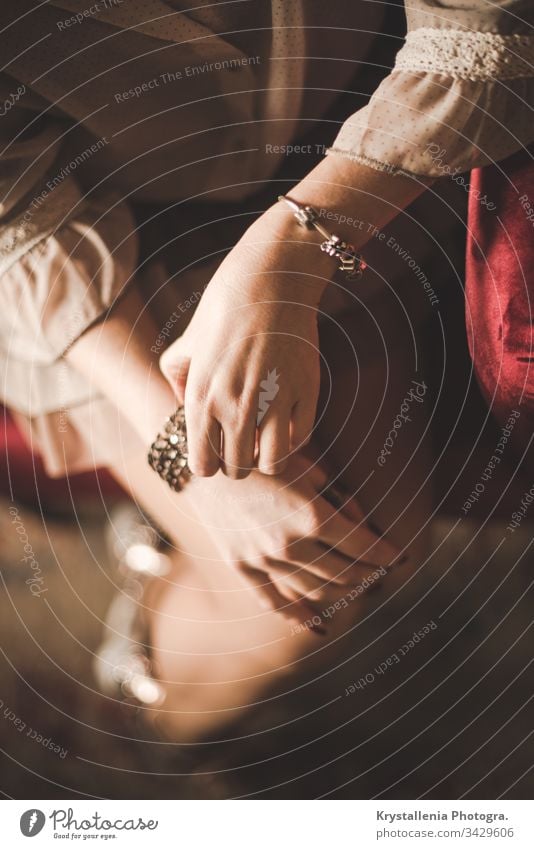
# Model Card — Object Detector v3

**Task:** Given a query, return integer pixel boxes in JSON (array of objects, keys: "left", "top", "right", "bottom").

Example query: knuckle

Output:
[
  {"left": 258, "top": 463, "right": 281, "bottom": 476},
  {"left": 251, "top": 554, "right": 270, "bottom": 572},
  {"left": 234, "top": 466, "right": 253, "bottom": 480},
  {"left": 300, "top": 504, "right": 325, "bottom": 537},
  {"left": 275, "top": 539, "right": 298, "bottom": 562},
  {"left": 264, "top": 533, "right": 288, "bottom": 560},
  {"left": 187, "top": 448, "right": 219, "bottom": 477},
  {"left": 158, "top": 349, "right": 170, "bottom": 374},
  {"left": 189, "top": 459, "right": 219, "bottom": 477},
  {"left": 277, "top": 545, "right": 293, "bottom": 562},
  {"left": 160, "top": 350, "right": 184, "bottom": 379},
  {"left": 321, "top": 510, "right": 341, "bottom": 535},
  {"left": 186, "top": 383, "right": 209, "bottom": 413},
  {"left": 333, "top": 568, "right": 356, "bottom": 586},
  {"left": 308, "top": 587, "right": 329, "bottom": 602},
  {"left": 221, "top": 464, "right": 247, "bottom": 480},
  {"left": 158, "top": 344, "right": 173, "bottom": 367},
  {"left": 226, "top": 396, "right": 256, "bottom": 427},
  {"left": 229, "top": 378, "right": 247, "bottom": 404}
]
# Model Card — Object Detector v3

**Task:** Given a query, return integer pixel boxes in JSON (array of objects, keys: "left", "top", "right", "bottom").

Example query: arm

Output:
[
  {"left": 160, "top": 0, "right": 533, "bottom": 480},
  {"left": 65, "top": 284, "right": 401, "bottom": 620},
  {"left": 64, "top": 285, "right": 175, "bottom": 446},
  {"left": 159, "top": 157, "right": 430, "bottom": 480}
]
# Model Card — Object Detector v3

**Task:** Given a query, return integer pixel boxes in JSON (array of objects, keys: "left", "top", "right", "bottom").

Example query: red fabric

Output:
[{"left": 466, "top": 147, "right": 534, "bottom": 457}]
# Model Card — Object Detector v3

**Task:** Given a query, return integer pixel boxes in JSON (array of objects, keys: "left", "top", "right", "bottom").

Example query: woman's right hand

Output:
[{"left": 182, "top": 452, "right": 401, "bottom": 624}]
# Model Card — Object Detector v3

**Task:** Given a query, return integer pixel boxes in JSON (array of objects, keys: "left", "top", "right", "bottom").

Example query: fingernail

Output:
[{"left": 386, "top": 554, "right": 408, "bottom": 571}]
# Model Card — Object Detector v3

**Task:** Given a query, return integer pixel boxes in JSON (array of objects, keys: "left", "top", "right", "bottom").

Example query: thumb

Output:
[{"left": 159, "top": 336, "right": 192, "bottom": 404}]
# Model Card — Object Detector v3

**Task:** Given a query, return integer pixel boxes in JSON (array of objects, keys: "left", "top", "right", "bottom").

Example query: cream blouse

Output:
[
  {"left": 0, "top": 0, "right": 532, "bottom": 473},
  {"left": 328, "top": 2, "right": 534, "bottom": 177}
]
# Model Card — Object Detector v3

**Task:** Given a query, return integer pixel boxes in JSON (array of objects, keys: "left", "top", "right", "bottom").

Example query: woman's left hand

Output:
[{"left": 160, "top": 208, "right": 333, "bottom": 479}]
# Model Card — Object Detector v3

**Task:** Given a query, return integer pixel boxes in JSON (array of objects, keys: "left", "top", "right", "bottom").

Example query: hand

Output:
[
  {"left": 183, "top": 452, "right": 402, "bottom": 625},
  {"left": 160, "top": 207, "right": 333, "bottom": 479}
]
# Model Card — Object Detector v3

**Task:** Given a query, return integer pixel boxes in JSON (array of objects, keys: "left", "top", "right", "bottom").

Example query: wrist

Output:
[{"left": 239, "top": 203, "right": 343, "bottom": 306}]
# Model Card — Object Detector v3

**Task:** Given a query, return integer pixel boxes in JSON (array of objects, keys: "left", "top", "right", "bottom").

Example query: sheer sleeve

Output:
[
  {"left": 327, "top": 0, "right": 534, "bottom": 177},
  {"left": 0, "top": 93, "right": 137, "bottom": 417}
]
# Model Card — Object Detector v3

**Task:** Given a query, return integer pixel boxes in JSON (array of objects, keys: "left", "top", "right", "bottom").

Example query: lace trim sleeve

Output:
[
  {"left": 395, "top": 28, "right": 534, "bottom": 81},
  {"left": 326, "top": 22, "right": 534, "bottom": 178}
]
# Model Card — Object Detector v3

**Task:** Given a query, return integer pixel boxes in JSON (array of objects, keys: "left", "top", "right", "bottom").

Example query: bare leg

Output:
[{"left": 66, "top": 283, "right": 433, "bottom": 742}]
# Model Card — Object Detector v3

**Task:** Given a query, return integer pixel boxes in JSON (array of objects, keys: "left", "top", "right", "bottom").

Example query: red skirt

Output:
[{"left": 466, "top": 147, "right": 534, "bottom": 458}]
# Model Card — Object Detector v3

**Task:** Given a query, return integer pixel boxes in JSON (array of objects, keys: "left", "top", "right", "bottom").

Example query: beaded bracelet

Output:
[{"left": 148, "top": 407, "right": 192, "bottom": 492}]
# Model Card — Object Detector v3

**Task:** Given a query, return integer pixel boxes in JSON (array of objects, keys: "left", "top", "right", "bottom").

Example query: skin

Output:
[
  {"left": 64, "top": 157, "right": 434, "bottom": 614},
  {"left": 66, "top": 282, "right": 401, "bottom": 613},
  {"left": 63, "top": 158, "right": 435, "bottom": 738},
  {"left": 85, "top": 282, "right": 433, "bottom": 742},
  {"left": 66, "top": 159, "right": 424, "bottom": 613},
  {"left": 159, "top": 156, "right": 431, "bottom": 479}
]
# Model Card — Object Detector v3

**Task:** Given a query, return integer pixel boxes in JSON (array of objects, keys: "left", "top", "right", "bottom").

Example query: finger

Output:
[
  {"left": 280, "top": 540, "right": 369, "bottom": 587},
  {"left": 337, "top": 492, "right": 365, "bottom": 524},
  {"left": 257, "top": 405, "right": 291, "bottom": 476},
  {"left": 290, "top": 397, "right": 317, "bottom": 452},
  {"left": 220, "top": 413, "right": 257, "bottom": 480},
  {"left": 306, "top": 459, "right": 331, "bottom": 489},
  {"left": 319, "top": 479, "right": 365, "bottom": 523},
  {"left": 298, "top": 442, "right": 330, "bottom": 474},
  {"left": 237, "top": 564, "right": 302, "bottom": 619},
  {"left": 315, "top": 480, "right": 397, "bottom": 563},
  {"left": 264, "top": 571, "right": 326, "bottom": 632},
  {"left": 184, "top": 388, "right": 222, "bottom": 476},
  {"left": 321, "top": 512, "right": 401, "bottom": 569},
  {"left": 266, "top": 559, "right": 328, "bottom": 601},
  {"left": 160, "top": 348, "right": 191, "bottom": 404}
]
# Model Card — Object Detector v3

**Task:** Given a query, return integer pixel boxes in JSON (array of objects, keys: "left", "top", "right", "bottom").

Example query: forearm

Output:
[
  {"left": 64, "top": 286, "right": 175, "bottom": 444},
  {"left": 239, "top": 156, "right": 433, "bottom": 303},
  {"left": 284, "top": 154, "right": 431, "bottom": 241},
  {"left": 65, "top": 160, "right": 431, "bottom": 473}
]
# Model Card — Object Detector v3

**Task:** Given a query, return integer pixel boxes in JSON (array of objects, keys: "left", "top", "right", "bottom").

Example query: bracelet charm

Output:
[
  {"left": 278, "top": 194, "right": 366, "bottom": 279},
  {"left": 320, "top": 234, "right": 364, "bottom": 278}
]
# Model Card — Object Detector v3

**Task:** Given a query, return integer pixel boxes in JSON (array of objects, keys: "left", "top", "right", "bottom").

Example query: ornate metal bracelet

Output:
[
  {"left": 278, "top": 194, "right": 366, "bottom": 279},
  {"left": 148, "top": 407, "right": 192, "bottom": 492}
]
